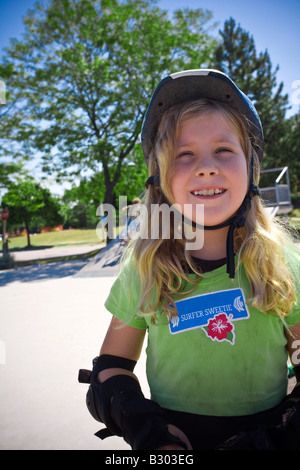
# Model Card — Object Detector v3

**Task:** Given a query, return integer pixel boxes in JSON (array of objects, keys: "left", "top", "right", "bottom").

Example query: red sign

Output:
[{"left": 1, "top": 209, "right": 9, "bottom": 221}]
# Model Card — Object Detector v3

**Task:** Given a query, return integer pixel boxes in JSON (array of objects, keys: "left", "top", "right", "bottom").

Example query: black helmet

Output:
[{"left": 141, "top": 69, "right": 263, "bottom": 164}]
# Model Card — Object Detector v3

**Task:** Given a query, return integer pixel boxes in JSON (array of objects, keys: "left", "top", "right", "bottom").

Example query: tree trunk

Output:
[
  {"left": 101, "top": 178, "right": 116, "bottom": 245},
  {"left": 23, "top": 209, "right": 31, "bottom": 248}
]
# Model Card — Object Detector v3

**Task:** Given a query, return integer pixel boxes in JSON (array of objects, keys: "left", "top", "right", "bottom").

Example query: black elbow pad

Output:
[
  {"left": 79, "top": 355, "right": 137, "bottom": 437},
  {"left": 78, "top": 356, "right": 188, "bottom": 450}
]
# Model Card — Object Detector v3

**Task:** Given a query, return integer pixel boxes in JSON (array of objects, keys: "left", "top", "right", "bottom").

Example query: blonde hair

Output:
[{"left": 125, "top": 99, "right": 298, "bottom": 322}]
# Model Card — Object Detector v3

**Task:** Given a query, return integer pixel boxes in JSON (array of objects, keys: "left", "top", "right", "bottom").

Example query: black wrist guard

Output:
[{"left": 78, "top": 356, "right": 188, "bottom": 450}]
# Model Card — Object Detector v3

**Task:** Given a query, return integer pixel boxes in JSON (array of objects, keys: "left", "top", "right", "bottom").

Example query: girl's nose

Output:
[{"left": 195, "top": 154, "right": 219, "bottom": 177}]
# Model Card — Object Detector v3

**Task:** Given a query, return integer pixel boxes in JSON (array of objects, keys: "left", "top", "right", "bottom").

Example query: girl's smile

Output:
[
  {"left": 171, "top": 112, "right": 248, "bottom": 227},
  {"left": 191, "top": 187, "right": 227, "bottom": 198}
]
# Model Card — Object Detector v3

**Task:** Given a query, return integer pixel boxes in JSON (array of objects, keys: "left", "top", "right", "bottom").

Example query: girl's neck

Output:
[{"left": 188, "top": 226, "right": 229, "bottom": 261}]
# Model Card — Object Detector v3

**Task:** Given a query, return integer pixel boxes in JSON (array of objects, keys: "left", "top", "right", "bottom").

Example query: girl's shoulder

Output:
[
  {"left": 118, "top": 252, "right": 139, "bottom": 277},
  {"left": 104, "top": 254, "right": 148, "bottom": 329}
]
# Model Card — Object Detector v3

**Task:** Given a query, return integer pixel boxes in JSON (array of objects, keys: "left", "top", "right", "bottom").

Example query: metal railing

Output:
[{"left": 259, "top": 166, "right": 293, "bottom": 215}]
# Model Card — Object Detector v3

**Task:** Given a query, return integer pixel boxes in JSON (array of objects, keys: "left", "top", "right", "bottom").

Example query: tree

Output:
[
  {"left": 2, "top": 177, "right": 63, "bottom": 247},
  {"left": 61, "top": 142, "right": 147, "bottom": 229},
  {"left": 0, "top": 0, "right": 217, "bottom": 205},
  {"left": 280, "top": 112, "right": 300, "bottom": 201},
  {"left": 0, "top": 161, "right": 23, "bottom": 190},
  {"left": 0, "top": 63, "right": 32, "bottom": 188},
  {"left": 113, "top": 142, "right": 148, "bottom": 202},
  {"left": 213, "top": 18, "right": 290, "bottom": 167},
  {"left": 62, "top": 177, "right": 104, "bottom": 228}
]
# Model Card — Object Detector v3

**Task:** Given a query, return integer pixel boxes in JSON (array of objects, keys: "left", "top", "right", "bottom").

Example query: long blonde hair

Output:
[{"left": 125, "top": 99, "right": 298, "bottom": 322}]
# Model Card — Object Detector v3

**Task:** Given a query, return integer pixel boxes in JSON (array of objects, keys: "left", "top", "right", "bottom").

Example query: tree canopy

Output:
[
  {"left": 0, "top": 0, "right": 217, "bottom": 205},
  {"left": 2, "top": 177, "right": 63, "bottom": 246}
]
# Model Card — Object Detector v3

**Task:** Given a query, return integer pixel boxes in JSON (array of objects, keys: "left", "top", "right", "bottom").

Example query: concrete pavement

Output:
[{"left": 0, "top": 252, "right": 149, "bottom": 450}]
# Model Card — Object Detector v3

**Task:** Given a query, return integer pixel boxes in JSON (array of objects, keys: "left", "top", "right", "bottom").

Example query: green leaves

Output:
[
  {"left": 4, "top": 178, "right": 47, "bottom": 214},
  {"left": 0, "top": 0, "right": 217, "bottom": 204},
  {"left": 2, "top": 177, "right": 63, "bottom": 246}
]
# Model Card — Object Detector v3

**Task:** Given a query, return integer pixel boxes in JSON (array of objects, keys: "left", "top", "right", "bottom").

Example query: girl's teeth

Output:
[{"left": 193, "top": 189, "right": 223, "bottom": 196}]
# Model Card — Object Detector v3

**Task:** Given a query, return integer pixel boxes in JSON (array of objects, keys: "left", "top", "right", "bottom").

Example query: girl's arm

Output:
[
  {"left": 95, "top": 315, "right": 192, "bottom": 450},
  {"left": 286, "top": 321, "right": 300, "bottom": 379},
  {"left": 99, "top": 316, "right": 146, "bottom": 382}
]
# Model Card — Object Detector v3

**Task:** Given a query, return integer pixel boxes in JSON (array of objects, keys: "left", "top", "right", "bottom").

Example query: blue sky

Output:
[{"left": 0, "top": 0, "right": 299, "bottom": 115}]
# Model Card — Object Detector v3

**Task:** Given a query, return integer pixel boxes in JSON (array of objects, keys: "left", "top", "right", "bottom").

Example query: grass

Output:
[
  {"left": 1, "top": 228, "right": 105, "bottom": 251},
  {"left": 290, "top": 209, "right": 300, "bottom": 218},
  {"left": 289, "top": 209, "right": 300, "bottom": 228}
]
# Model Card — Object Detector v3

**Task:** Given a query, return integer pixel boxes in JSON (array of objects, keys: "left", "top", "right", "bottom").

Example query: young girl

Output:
[{"left": 81, "top": 70, "right": 300, "bottom": 450}]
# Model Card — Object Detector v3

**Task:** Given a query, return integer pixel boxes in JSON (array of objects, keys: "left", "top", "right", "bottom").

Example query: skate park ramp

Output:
[
  {"left": 75, "top": 214, "right": 141, "bottom": 277},
  {"left": 74, "top": 235, "right": 124, "bottom": 277}
]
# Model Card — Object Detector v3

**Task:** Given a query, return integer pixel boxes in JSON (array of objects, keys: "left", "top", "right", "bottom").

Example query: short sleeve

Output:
[
  {"left": 284, "top": 245, "right": 300, "bottom": 326},
  {"left": 104, "top": 258, "right": 148, "bottom": 330}
]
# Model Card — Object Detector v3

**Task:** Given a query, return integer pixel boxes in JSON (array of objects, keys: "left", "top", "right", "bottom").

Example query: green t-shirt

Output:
[{"left": 104, "top": 252, "right": 300, "bottom": 417}]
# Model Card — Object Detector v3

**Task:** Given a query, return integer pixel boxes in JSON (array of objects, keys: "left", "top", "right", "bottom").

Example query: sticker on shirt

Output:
[{"left": 169, "top": 288, "right": 249, "bottom": 345}]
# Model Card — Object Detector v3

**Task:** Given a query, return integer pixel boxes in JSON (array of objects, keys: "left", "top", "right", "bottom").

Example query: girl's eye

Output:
[
  {"left": 216, "top": 147, "right": 232, "bottom": 154},
  {"left": 176, "top": 151, "right": 194, "bottom": 159}
]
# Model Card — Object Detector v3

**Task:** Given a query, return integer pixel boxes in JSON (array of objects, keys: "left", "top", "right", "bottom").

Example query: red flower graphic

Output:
[{"left": 205, "top": 313, "right": 234, "bottom": 343}]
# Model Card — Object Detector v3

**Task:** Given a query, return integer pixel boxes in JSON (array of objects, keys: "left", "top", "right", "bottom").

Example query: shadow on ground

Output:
[
  {"left": 0, "top": 259, "right": 87, "bottom": 286},
  {"left": 9, "top": 245, "right": 53, "bottom": 252},
  {"left": 0, "top": 237, "right": 126, "bottom": 286}
]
